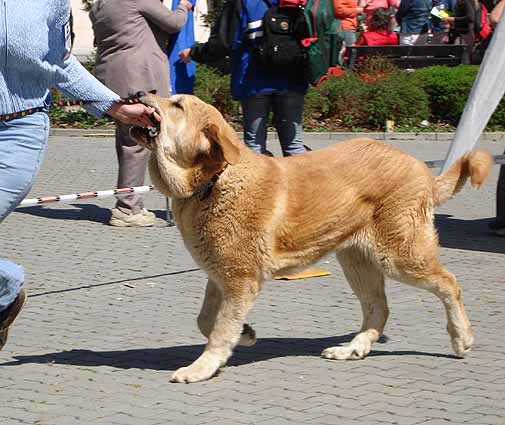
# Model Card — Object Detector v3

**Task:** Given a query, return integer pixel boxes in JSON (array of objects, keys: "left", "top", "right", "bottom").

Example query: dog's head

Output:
[{"left": 130, "top": 94, "right": 241, "bottom": 199}]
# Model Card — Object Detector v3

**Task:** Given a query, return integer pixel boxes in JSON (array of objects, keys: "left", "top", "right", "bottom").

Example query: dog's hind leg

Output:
[
  {"left": 322, "top": 247, "right": 389, "bottom": 360},
  {"left": 381, "top": 211, "right": 473, "bottom": 357},
  {"left": 391, "top": 259, "right": 473, "bottom": 357},
  {"left": 198, "top": 279, "right": 256, "bottom": 347},
  {"left": 171, "top": 279, "right": 260, "bottom": 383}
]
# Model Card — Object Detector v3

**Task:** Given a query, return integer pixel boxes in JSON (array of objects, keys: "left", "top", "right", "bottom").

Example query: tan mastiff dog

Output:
[{"left": 131, "top": 93, "right": 492, "bottom": 383}]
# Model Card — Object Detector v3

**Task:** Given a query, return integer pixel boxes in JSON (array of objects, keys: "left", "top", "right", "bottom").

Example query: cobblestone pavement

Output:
[{"left": 0, "top": 133, "right": 504, "bottom": 425}]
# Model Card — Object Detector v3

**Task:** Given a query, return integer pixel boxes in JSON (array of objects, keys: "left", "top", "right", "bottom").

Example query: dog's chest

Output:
[{"left": 173, "top": 200, "right": 220, "bottom": 255}]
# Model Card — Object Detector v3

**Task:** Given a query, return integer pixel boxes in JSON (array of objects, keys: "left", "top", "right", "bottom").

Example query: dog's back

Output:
[{"left": 267, "top": 139, "right": 433, "bottom": 265}]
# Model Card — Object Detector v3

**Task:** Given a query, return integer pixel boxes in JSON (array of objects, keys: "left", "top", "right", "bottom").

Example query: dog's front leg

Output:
[
  {"left": 197, "top": 279, "right": 223, "bottom": 338},
  {"left": 197, "top": 279, "right": 257, "bottom": 347},
  {"left": 171, "top": 279, "right": 260, "bottom": 383}
]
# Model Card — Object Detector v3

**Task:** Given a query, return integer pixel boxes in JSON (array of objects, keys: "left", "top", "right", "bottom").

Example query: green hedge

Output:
[
  {"left": 50, "top": 63, "right": 505, "bottom": 132},
  {"left": 304, "top": 71, "right": 430, "bottom": 130},
  {"left": 411, "top": 65, "right": 505, "bottom": 130}
]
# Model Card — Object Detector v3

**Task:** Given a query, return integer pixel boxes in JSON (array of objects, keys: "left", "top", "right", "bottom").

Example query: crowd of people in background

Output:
[{"left": 334, "top": 0, "right": 504, "bottom": 54}]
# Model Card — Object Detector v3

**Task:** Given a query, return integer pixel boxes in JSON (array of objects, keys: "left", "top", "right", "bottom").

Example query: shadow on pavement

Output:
[
  {"left": 2, "top": 334, "right": 457, "bottom": 371},
  {"left": 14, "top": 203, "right": 168, "bottom": 223},
  {"left": 13, "top": 208, "right": 504, "bottom": 254},
  {"left": 436, "top": 214, "right": 505, "bottom": 255}
]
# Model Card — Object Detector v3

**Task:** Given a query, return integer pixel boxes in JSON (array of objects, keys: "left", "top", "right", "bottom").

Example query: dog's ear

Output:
[{"left": 203, "top": 105, "right": 240, "bottom": 165}]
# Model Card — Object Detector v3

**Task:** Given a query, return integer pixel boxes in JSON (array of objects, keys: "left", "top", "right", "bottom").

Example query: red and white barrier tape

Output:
[{"left": 19, "top": 185, "right": 154, "bottom": 207}]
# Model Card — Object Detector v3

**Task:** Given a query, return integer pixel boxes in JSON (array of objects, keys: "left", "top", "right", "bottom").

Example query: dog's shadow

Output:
[
  {"left": 1, "top": 334, "right": 457, "bottom": 371},
  {"left": 14, "top": 207, "right": 503, "bottom": 253},
  {"left": 436, "top": 214, "right": 505, "bottom": 255}
]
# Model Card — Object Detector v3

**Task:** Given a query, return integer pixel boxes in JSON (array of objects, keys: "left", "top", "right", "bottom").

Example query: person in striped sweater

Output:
[{"left": 0, "top": 0, "right": 158, "bottom": 351}]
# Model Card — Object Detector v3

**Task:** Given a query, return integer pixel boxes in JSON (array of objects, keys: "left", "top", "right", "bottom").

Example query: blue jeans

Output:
[
  {"left": 341, "top": 29, "right": 357, "bottom": 47},
  {"left": 339, "top": 30, "right": 357, "bottom": 65},
  {"left": 0, "top": 111, "right": 49, "bottom": 311},
  {"left": 241, "top": 91, "right": 305, "bottom": 157}
]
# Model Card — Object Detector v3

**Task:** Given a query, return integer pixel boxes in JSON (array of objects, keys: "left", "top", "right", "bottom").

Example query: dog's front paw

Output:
[
  {"left": 170, "top": 355, "right": 221, "bottom": 383},
  {"left": 239, "top": 323, "right": 256, "bottom": 346},
  {"left": 322, "top": 344, "right": 369, "bottom": 360}
]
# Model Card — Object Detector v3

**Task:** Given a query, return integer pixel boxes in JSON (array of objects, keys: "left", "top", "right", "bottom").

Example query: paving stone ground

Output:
[{"left": 0, "top": 133, "right": 504, "bottom": 425}]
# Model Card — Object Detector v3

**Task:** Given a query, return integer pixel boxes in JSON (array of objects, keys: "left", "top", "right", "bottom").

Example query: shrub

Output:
[
  {"left": 412, "top": 65, "right": 479, "bottom": 125},
  {"left": 354, "top": 56, "right": 398, "bottom": 80},
  {"left": 50, "top": 107, "right": 110, "bottom": 128},
  {"left": 413, "top": 65, "right": 505, "bottom": 130},
  {"left": 193, "top": 65, "right": 240, "bottom": 124},
  {"left": 305, "top": 74, "right": 369, "bottom": 129},
  {"left": 305, "top": 68, "right": 430, "bottom": 130},
  {"left": 49, "top": 88, "right": 111, "bottom": 128},
  {"left": 365, "top": 72, "right": 430, "bottom": 129}
]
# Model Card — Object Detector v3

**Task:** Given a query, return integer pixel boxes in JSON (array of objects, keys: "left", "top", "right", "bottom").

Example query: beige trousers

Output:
[{"left": 114, "top": 123, "right": 151, "bottom": 214}]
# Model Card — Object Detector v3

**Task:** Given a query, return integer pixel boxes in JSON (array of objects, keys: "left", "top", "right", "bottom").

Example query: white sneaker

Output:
[{"left": 109, "top": 207, "right": 156, "bottom": 227}]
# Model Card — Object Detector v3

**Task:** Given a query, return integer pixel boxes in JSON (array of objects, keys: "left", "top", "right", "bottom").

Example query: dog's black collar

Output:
[{"left": 193, "top": 164, "right": 228, "bottom": 201}]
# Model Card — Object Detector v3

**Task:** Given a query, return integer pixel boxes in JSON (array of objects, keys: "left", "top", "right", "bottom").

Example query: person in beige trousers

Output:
[{"left": 90, "top": 0, "right": 192, "bottom": 226}]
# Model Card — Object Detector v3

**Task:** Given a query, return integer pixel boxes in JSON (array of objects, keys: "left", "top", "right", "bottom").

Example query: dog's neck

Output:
[{"left": 192, "top": 164, "right": 228, "bottom": 201}]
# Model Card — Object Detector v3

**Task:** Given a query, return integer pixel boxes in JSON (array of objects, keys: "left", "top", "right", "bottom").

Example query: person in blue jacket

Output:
[
  {"left": 179, "top": 0, "right": 307, "bottom": 157},
  {"left": 0, "top": 0, "right": 157, "bottom": 351}
]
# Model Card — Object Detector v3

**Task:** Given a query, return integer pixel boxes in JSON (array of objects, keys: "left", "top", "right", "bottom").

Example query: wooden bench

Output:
[{"left": 345, "top": 44, "right": 468, "bottom": 70}]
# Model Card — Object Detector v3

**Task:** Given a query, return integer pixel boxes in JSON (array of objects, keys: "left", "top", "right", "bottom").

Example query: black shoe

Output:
[
  {"left": 0, "top": 289, "right": 27, "bottom": 351},
  {"left": 488, "top": 219, "right": 505, "bottom": 236}
]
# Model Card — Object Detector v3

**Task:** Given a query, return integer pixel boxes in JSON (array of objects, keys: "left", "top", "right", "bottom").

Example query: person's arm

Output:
[
  {"left": 137, "top": 0, "right": 191, "bottom": 33},
  {"left": 448, "top": 0, "right": 476, "bottom": 27},
  {"left": 179, "top": 0, "right": 241, "bottom": 64},
  {"left": 490, "top": 0, "right": 505, "bottom": 27}
]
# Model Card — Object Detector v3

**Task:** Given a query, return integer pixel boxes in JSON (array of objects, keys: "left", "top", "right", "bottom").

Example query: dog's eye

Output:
[{"left": 174, "top": 102, "right": 184, "bottom": 111}]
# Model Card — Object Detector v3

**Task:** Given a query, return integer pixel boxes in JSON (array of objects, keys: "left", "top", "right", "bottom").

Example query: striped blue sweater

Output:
[{"left": 0, "top": 0, "right": 119, "bottom": 117}]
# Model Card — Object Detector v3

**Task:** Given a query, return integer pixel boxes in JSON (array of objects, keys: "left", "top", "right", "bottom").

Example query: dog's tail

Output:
[{"left": 433, "top": 150, "right": 493, "bottom": 207}]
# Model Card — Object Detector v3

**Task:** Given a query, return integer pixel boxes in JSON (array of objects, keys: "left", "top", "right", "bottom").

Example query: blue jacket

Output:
[
  {"left": 190, "top": 0, "right": 307, "bottom": 100},
  {"left": 231, "top": 0, "right": 307, "bottom": 100},
  {"left": 0, "top": 0, "right": 119, "bottom": 117},
  {"left": 396, "top": 0, "right": 433, "bottom": 34}
]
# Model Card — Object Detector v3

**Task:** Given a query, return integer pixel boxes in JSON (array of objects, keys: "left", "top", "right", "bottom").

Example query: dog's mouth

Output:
[
  {"left": 129, "top": 125, "right": 160, "bottom": 150},
  {"left": 131, "top": 125, "right": 159, "bottom": 139},
  {"left": 130, "top": 101, "right": 162, "bottom": 149}
]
